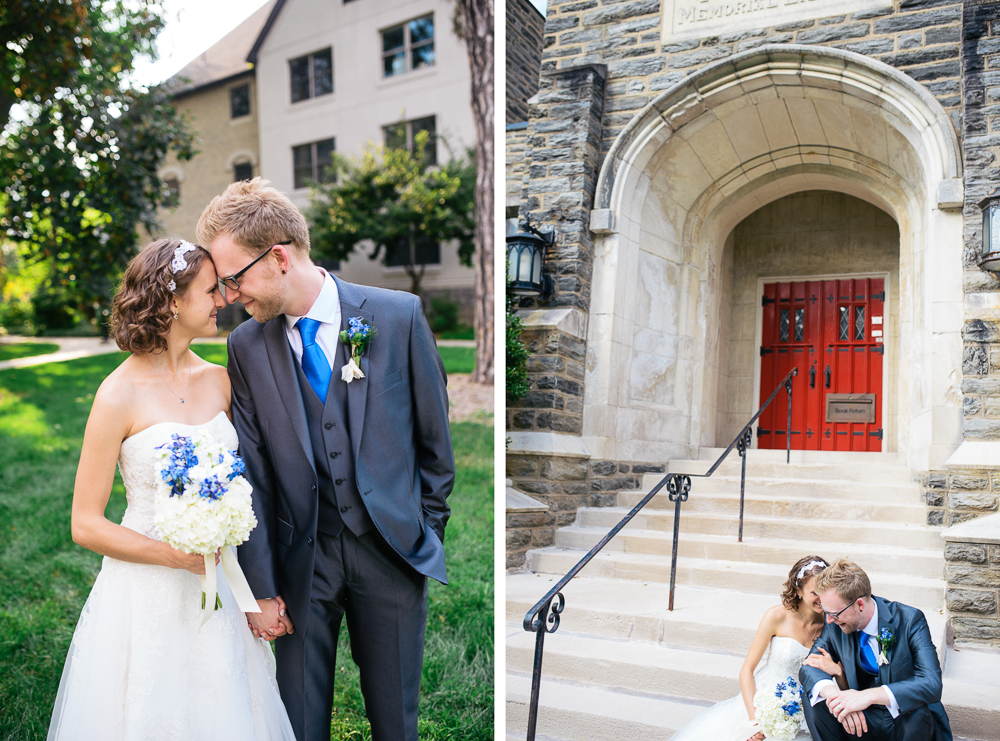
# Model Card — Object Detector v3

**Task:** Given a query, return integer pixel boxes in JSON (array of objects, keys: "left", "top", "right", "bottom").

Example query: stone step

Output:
[
  {"left": 664, "top": 455, "right": 916, "bottom": 485},
  {"left": 506, "top": 672, "right": 703, "bottom": 741},
  {"left": 696, "top": 447, "right": 904, "bottom": 466},
  {"left": 552, "top": 526, "right": 944, "bottom": 579},
  {"left": 506, "top": 627, "right": 1000, "bottom": 741},
  {"left": 520, "top": 553, "right": 947, "bottom": 617},
  {"left": 616, "top": 489, "right": 927, "bottom": 524},
  {"left": 635, "top": 473, "right": 921, "bottom": 503},
  {"left": 576, "top": 507, "right": 945, "bottom": 549}
]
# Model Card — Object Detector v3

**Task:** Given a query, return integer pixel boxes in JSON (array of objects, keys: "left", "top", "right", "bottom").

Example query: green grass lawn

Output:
[
  {"left": 0, "top": 351, "right": 492, "bottom": 740},
  {"left": 0, "top": 343, "right": 60, "bottom": 362}
]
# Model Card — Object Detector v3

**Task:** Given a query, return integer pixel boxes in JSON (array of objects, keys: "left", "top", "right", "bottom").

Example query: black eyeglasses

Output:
[
  {"left": 822, "top": 601, "right": 856, "bottom": 620},
  {"left": 218, "top": 240, "right": 292, "bottom": 292}
]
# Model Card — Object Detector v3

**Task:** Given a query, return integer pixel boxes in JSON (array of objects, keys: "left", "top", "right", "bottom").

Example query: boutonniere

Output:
[
  {"left": 876, "top": 627, "right": 895, "bottom": 665},
  {"left": 339, "top": 316, "right": 377, "bottom": 383}
]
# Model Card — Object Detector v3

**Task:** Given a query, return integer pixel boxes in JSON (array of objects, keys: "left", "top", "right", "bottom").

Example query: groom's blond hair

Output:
[
  {"left": 814, "top": 559, "right": 871, "bottom": 604},
  {"left": 196, "top": 177, "right": 310, "bottom": 257}
]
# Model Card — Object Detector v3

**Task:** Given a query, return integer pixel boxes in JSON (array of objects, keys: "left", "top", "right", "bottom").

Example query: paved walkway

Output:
[{"left": 0, "top": 335, "right": 476, "bottom": 371}]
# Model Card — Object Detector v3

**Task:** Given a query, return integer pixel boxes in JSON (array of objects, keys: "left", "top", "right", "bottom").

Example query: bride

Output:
[
  {"left": 47, "top": 239, "right": 295, "bottom": 740},
  {"left": 671, "top": 556, "right": 845, "bottom": 741}
]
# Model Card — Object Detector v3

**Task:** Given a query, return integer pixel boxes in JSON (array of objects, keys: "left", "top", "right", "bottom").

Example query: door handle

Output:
[
  {"left": 825, "top": 365, "right": 831, "bottom": 389},
  {"left": 810, "top": 365, "right": 816, "bottom": 389}
]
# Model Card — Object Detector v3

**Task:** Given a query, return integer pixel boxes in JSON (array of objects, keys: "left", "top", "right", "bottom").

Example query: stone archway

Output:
[{"left": 583, "top": 45, "right": 964, "bottom": 471}]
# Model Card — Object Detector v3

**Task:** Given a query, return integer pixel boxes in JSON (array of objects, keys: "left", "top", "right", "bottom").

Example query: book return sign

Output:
[{"left": 664, "top": 0, "right": 890, "bottom": 41}]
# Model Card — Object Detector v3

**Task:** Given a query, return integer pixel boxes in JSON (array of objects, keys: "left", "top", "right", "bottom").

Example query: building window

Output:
[
  {"left": 292, "top": 138, "right": 336, "bottom": 189},
  {"left": 385, "top": 234, "right": 440, "bottom": 267},
  {"left": 290, "top": 48, "right": 333, "bottom": 103},
  {"left": 233, "top": 162, "right": 253, "bottom": 182},
  {"left": 381, "top": 15, "right": 434, "bottom": 78},
  {"left": 164, "top": 177, "right": 180, "bottom": 204},
  {"left": 383, "top": 116, "right": 436, "bottom": 166},
  {"left": 230, "top": 84, "right": 250, "bottom": 118}
]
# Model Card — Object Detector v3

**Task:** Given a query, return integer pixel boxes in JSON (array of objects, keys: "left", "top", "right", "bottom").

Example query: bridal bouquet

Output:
[
  {"left": 753, "top": 676, "right": 805, "bottom": 740},
  {"left": 154, "top": 432, "right": 261, "bottom": 623}
]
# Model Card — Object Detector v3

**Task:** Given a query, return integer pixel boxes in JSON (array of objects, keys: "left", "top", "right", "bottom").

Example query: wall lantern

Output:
[
  {"left": 979, "top": 190, "right": 1000, "bottom": 272},
  {"left": 506, "top": 218, "right": 555, "bottom": 298}
]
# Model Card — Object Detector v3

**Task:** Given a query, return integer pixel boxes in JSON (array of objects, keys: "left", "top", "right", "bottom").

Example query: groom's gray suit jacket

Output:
[
  {"left": 228, "top": 276, "right": 454, "bottom": 632},
  {"left": 799, "top": 595, "right": 952, "bottom": 740}
]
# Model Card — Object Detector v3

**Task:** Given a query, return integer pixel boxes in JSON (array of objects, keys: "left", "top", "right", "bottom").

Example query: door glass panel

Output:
[
  {"left": 855, "top": 306, "right": 865, "bottom": 341},
  {"left": 780, "top": 309, "right": 789, "bottom": 342},
  {"left": 839, "top": 306, "right": 849, "bottom": 341},
  {"left": 794, "top": 308, "right": 804, "bottom": 342}
]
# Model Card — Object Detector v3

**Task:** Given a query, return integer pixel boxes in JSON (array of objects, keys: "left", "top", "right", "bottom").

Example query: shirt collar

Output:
[{"left": 284, "top": 269, "right": 340, "bottom": 332}]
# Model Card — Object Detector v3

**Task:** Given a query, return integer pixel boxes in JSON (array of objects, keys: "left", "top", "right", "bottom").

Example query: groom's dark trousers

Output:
[
  {"left": 230, "top": 277, "right": 453, "bottom": 741},
  {"left": 800, "top": 596, "right": 952, "bottom": 741}
]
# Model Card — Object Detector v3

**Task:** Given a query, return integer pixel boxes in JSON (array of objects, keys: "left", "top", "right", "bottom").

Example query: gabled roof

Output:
[
  {"left": 246, "top": 0, "right": 287, "bottom": 66},
  {"left": 166, "top": 0, "right": 277, "bottom": 97}
]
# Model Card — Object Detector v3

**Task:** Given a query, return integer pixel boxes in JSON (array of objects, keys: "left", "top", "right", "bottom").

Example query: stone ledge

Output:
[
  {"left": 945, "top": 441, "right": 1000, "bottom": 470},
  {"left": 941, "top": 511, "right": 1000, "bottom": 545},
  {"left": 937, "top": 178, "right": 964, "bottom": 209},
  {"left": 506, "top": 480, "right": 550, "bottom": 513},
  {"left": 507, "top": 430, "right": 593, "bottom": 459},
  {"left": 516, "top": 306, "right": 589, "bottom": 340}
]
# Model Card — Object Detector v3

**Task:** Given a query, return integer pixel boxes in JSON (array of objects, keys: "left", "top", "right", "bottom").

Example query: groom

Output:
[
  {"left": 197, "top": 178, "right": 454, "bottom": 741},
  {"left": 799, "top": 559, "right": 952, "bottom": 740}
]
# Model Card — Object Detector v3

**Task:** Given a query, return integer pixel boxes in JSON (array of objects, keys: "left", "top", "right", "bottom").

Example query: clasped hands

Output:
[
  {"left": 247, "top": 596, "right": 294, "bottom": 641},
  {"left": 822, "top": 687, "right": 875, "bottom": 737}
]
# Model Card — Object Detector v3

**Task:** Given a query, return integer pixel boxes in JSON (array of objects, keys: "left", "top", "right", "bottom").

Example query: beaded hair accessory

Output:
[
  {"left": 796, "top": 559, "right": 828, "bottom": 582},
  {"left": 166, "top": 241, "right": 198, "bottom": 292}
]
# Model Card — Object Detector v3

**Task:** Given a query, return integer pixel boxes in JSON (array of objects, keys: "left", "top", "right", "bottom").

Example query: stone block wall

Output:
[
  {"left": 539, "top": 0, "right": 964, "bottom": 155},
  {"left": 507, "top": 324, "right": 586, "bottom": 434},
  {"left": 508, "top": 0, "right": 546, "bottom": 123},
  {"left": 507, "top": 507, "right": 557, "bottom": 571},
  {"left": 515, "top": 64, "right": 607, "bottom": 314},
  {"left": 924, "top": 469, "right": 1000, "bottom": 526},
  {"left": 944, "top": 540, "right": 1000, "bottom": 644},
  {"left": 507, "top": 453, "right": 596, "bottom": 527},
  {"left": 506, "top": 123, "right": 530, "bottom": 213}
]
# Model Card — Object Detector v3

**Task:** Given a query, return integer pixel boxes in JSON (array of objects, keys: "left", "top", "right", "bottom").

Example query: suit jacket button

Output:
[
  {"left": 324, "top": 422, "right": 334, "bottom": 430},
  {"left": 311, "top": 484, "right": 317, "bottom": 491},
  {"left": 329, "top": 451, "right": 339, "bottom": 459},
  {"left": 335, "top": 478, "right": 344, "bottom": 485},
  {"left": 340, "top": 506, "right": 349, "bottom": 513},
  {"left": 307, "top": 537, "right": 314, "bottom": 546}
]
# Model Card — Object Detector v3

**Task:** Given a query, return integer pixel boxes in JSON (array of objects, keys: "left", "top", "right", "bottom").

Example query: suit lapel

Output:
[
  {"left": 263, "top": 317, "right": 315, "bottom": 472},
  {"left": 335, "top": 277, "right": 371, "bottom": 462},
  {"left": 875, "top": 596, "right": 895, "bottom": 685}
]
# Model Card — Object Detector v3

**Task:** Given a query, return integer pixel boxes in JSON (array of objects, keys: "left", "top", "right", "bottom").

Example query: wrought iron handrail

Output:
[{"left": 520, "top": 367, "right": 798, "bottom": 741}]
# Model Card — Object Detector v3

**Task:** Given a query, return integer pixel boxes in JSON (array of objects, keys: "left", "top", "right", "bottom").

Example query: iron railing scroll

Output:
[{"left": 520, "top": 366, "right": 797, "bottom": 741}]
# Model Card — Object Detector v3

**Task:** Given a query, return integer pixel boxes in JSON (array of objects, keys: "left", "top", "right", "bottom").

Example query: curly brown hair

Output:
[
  {"left": 780, "top": 555, "right": 829, "bottom": 609},
  {"left": 110, "top": 238, "right": 211, "bottom": 353}
]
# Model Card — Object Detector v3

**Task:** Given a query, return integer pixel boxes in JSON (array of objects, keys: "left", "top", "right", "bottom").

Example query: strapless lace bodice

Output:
[
  {"left": 754, "top": 636, "right": 812, "bottom": 690},
  {"left": 118, "top": 412, "right": 236, "bottom": 539}
]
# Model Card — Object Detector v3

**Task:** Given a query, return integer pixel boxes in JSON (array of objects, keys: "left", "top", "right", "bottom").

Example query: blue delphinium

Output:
[
  {"left": 157, "top": 434, "right": 199, "bottom": 497},
  {"left": 783, "top": 700, "right": 801, "bottom": 716},
  {"left": 198, "top": 475, "right": 227, "bottom": 501},
  {"left": 229, "top": 455, "right": 246, "bottom": 480}
]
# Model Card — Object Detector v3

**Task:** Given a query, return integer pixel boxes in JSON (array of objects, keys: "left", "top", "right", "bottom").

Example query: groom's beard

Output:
[{"left": 244, "top": 286, "right": 285, "bottom": 323}]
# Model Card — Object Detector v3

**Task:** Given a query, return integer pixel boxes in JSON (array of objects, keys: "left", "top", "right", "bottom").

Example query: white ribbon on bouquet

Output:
[{"left": 199, "top": 546, "right": 261, "bottom": 625}]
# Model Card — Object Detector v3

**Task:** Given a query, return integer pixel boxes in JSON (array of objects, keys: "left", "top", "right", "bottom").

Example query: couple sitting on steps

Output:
[{"left": 672, "top": 557, "right": 951, "bottom": 741}]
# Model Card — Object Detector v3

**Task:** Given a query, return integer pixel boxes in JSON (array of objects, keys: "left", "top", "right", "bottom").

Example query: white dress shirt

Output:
[
  {"left": 810, "top": 601, "right": 900, "bottom": 717},
  {"left": 283, "top": 269, "right": 341, "bottom": 370}
]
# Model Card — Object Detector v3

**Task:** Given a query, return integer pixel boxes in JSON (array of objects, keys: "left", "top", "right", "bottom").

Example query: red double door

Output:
[{"left": 757, "top": 278, "right": 884, "bottom": 452}]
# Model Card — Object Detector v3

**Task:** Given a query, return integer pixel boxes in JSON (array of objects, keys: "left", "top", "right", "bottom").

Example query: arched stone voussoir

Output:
[{"left": 595, "top": 44, "right": 962, "bottom": 225}]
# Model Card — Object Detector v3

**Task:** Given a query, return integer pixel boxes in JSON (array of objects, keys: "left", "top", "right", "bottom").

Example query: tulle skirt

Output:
[{"left": 48, "top": 555, "right": 295, "bottom": 741}]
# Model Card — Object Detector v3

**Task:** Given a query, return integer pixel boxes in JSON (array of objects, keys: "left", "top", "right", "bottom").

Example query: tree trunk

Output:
[{"left": 457, "top": 0, "right": 495, "bottom": 385}]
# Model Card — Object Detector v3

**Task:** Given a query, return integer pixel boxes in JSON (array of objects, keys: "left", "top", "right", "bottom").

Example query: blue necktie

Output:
[
  {"left": 296, "top": 318, "right": 331, "bottom": 402},
  {"left": 858, "top": 631, "right": 879, "bottom": 676}
]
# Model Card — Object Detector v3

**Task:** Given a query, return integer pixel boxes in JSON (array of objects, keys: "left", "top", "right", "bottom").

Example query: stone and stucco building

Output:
[
  {"left": 507, "top": 0, "right": 1000, "bottom": 649},
  {"left": 156, "top": 0, "right": 477, "bottom": 322}
]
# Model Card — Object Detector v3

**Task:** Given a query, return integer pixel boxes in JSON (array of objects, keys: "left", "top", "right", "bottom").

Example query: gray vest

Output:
[{"left": 293, "top": 345, "right": 373, "bottom": 538}]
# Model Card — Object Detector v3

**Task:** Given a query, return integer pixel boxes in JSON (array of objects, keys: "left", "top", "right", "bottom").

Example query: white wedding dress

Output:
[
  {"left": 48, "top": 413, "right": 295, "bottom": 741},
  {"left": 670, "top": 636, "right": 812, "bottom": 741}
]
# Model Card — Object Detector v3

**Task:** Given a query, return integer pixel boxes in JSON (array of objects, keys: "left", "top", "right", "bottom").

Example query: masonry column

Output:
[{"left": 506, "top": 64, "right": 608, "bottom": 543}]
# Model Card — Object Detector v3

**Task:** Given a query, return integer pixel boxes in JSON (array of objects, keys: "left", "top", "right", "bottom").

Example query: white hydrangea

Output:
[
  {"left": 753, "top": 676, "right": 805, "bottom": 741},
  {"left": 153, "top": 431, "right": 257, "bottom": 555}
]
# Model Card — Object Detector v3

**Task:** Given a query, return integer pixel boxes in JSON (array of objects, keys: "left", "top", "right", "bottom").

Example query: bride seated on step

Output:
[{"left": 670, "top": 555, "right": 844, "bottom": 741}]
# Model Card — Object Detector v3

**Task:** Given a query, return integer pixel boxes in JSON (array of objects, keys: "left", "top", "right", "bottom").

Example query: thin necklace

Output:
[{"left": 148, "top": 356, "right": 192, "bottom": 403}]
